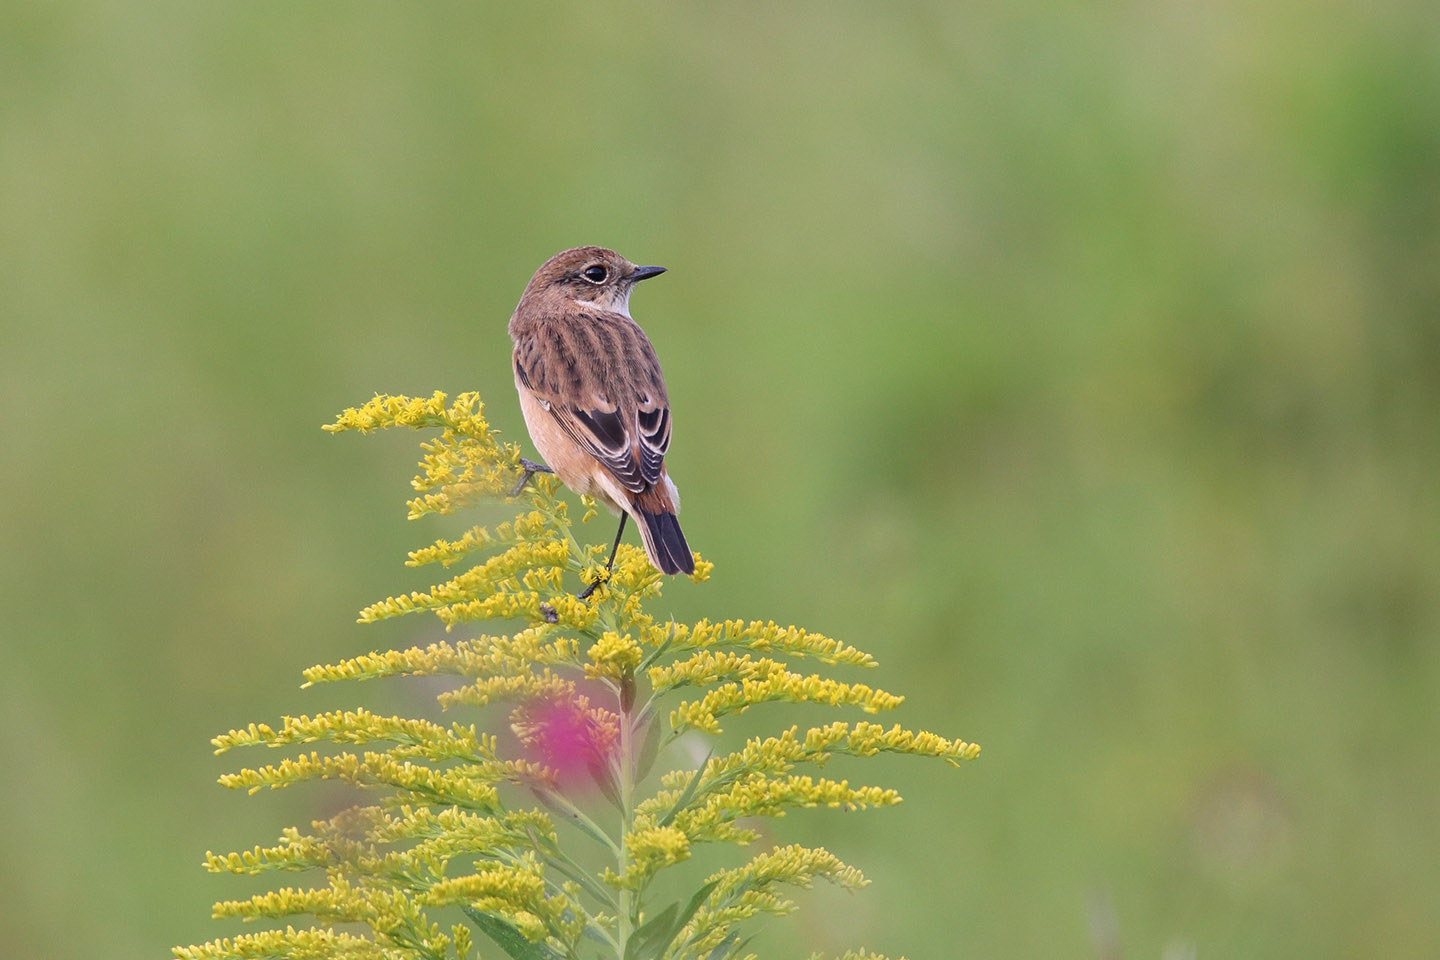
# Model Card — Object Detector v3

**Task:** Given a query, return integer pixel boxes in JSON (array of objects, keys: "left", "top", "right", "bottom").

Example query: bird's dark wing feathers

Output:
[{"left": 515, "top": 311, "right": 671, "bottom": 492}]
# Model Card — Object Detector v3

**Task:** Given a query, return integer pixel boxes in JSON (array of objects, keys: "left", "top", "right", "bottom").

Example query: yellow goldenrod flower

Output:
[
  {"left": 604, "top": 816, "right": 693, "bottom": 889},
  {"left": 178, "top": 393, "right": 979, "bottom": 960},
  {"left": 667, "top": 670, "right": 905, "bottom": 735},
  {"left": 586, "top": 631, "right": 645, "bottom": 679},
  {"left": 173, "top": 927, "right": 392, "bottom": 960},
  {"left": 675, "top": 844, "right": 868, "bottom": 954}
]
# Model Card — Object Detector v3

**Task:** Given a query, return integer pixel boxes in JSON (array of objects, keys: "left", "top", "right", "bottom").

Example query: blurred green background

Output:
[{"left": 3, "top": 2, "right": 1438, "bottom": 957}]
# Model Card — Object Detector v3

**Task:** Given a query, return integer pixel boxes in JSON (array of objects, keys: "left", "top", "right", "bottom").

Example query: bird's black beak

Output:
[{"left": 629, "top": 265, "right": 667, "bottom": 282}]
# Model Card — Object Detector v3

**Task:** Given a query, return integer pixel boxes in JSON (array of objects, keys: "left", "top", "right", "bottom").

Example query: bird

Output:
[{"left": 507, "top": 246, "right": 694, "bottom": 598}]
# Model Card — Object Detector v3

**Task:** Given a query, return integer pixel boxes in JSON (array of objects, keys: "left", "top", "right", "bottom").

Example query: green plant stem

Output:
[{"left": 616, "top": 680, "right": 636, "bottom": 959}]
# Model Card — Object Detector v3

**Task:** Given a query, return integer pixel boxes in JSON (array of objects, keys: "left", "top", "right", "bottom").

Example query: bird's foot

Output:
[
  {"left": 576, "top": 514, "right": 626, "bottom": 600},
  {"left": 509, "top": 458, "right": 555, "bottom": 497},
  {"left": 576, "top": 574, "right": 608, "bottom": 601}
]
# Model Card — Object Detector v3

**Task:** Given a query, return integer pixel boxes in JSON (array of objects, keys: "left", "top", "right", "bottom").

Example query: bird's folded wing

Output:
[{"left": 513, "top": 316, "right": 672, "bottom": 493}]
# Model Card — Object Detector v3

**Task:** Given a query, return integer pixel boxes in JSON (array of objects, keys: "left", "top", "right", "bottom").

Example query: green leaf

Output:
[
  {"left": 704, "top": 931, "right": 742, "bottom": 960},
  {"left": 588, "top": 754, "right": 624, "bottom": 810},
  {"left": 581, "top": 924, "right": 614, "bottom": 948},
  {"left": 624, "top": 901, "right": 678, "bottom": 960},
  {"left": 635, "top": 708, "right": 663, "bottom": 782},
  {"left": 672, "top": 879, "right": 719, "bottom": 941},
  {"left": 460, "top": 906, "right": 563, "bottom": 960},
  {"left": 658, "top": 749, "right": 713, "bottom": 828},
  {"left": 522, "top": 824, "right": 558, "bottom": 856},
  {"left": 533, "top": 788, "right": 617, "bottom": 853}
]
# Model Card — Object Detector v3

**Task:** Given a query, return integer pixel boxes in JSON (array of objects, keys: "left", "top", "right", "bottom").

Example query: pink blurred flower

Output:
[{"left": 511, "top": 693, "right": 619, "bottom": 793}]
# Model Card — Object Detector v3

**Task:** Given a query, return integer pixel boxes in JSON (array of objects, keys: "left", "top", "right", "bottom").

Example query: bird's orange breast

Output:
[{"left": 514, "top": 370, "right": 622, "bottom": 513}]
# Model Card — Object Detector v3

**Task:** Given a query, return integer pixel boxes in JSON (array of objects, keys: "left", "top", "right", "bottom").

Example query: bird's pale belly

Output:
[{"left": 515, "top": 380, "right": 624, "bottom": 513}]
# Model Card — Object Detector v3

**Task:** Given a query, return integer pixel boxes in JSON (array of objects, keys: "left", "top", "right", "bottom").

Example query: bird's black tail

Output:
[{"left": 634, "top": 507, "right": 695, "bottom": 576}]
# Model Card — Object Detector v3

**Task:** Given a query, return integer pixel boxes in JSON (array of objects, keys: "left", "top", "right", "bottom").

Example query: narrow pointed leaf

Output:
[
  {"left": 461, "top": 906, "right": 563, "bottom": 960},
  {"left": 704, "top": 931, "right": 742, "bottom": 960},
  {"left": 671, "top": 879, "right": 719, "bottom": 944},
  {"left": 635, "top": 709, "right": 663, "bottom": 782},
  {"left": 624, "top": 901, "right": 678, "bottom": 960},
  {"left": 658, "top": 749, "right": 713, "bottom": 827},
  {"left": 588, "top": 754, "right": 624, "bottom": 810},
  {"left": 533, "top": 789, "right": 617, "bottom": 853}
]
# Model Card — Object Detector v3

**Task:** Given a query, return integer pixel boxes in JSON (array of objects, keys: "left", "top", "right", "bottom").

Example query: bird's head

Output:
[{"left": 518, "top": 246, "right": 666, "bottom": 317}]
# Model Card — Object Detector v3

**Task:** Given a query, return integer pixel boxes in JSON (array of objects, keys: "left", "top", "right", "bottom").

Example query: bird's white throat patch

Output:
[{"left": 572, "top": 292, "right": 632, "bottom": 318}]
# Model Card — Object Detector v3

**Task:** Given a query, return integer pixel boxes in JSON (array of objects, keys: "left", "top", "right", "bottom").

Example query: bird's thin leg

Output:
[
  {"left": 510, "top": 457, "right": 555, "bottom": 497},
  {"left": 577, "top": 513, "right": 627, "bottom": 601}
]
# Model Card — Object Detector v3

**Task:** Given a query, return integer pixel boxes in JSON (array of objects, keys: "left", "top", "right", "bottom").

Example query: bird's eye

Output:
[{"left": 582, "top": 265, "right": 608, "bottom": 284}]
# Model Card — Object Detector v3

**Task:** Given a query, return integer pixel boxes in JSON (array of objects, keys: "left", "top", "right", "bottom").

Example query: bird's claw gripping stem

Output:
[{"left": 510, "top": 458, "right": 554, "bottom": 497}]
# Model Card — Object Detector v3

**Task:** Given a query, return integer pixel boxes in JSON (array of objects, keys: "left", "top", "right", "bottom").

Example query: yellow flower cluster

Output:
[
  {"left": 204, "top": 832, "right": 583, "bottom": 956},
  {"left": 178, "top": 393, "right": 978, "bottom": 960},
  {"left": 326, "top": 392, "right": 542, "bottom": 520},
  {"left": 175, "top": 927, "right": 396, "bottom": 960},
  {"left": 586, "top": 631, "right": 644, "bottom": 679},
  {"left": 206, "top": 805, "right": 560, "bottom": 887},
  {"left": 216, "top": 748, "right": 548, "bottom": 810},
  {"left": 429, "top": 585, "right": 598, "bottom": 630},
  {"left": 677, "top": 844, "right": 868, "bottom": 954},
  {"left": 204, "top": 826, "right": 331, "bottom": 875},
  {"left": 358, "top": 540, "right": 571, "bottom": 624},
  {"left": 604, "top": 816, "right": 693, "bottom": 889},
  {"left": 675, "top": 775, "right": 900, "bottom": 844},
  {"left": 323, "top": 391, "right": 475, "bottom": 435},
  {"left": 667, "top": 667, "right": 905, "bottom": 734},
  {"left": 510, "top": 694, "right": 620, "bottom": 763},
  {"left": 420, "top": 853, "right": 577, "bottom": 944},
  {"left": 212, "top": 709, "right": 489, "bottom": 762},
  {"left": 435, "top": 668, "right": 575, "bottom": 713},
  {"left": 405, "top": 510, "right": 552, "bottom": 568},
  {"left": 669, "top": 618, "right": 877, "bottom": 666},
  {"left": 300, "top": 629, "right": 582, "bottom": 687},
  {"left": 694, "top": 721, "right": 982, "bottom": 784}
]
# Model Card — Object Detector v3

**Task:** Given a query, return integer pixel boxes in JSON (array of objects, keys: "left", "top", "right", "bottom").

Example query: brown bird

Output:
[{"left": 507, "top": 246, "right": 694, "bottom": 597}]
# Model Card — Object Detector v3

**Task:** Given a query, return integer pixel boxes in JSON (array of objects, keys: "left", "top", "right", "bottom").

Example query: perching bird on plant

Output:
[{"left": 507, "top": 246, "right": 694, "bottom": 598}]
